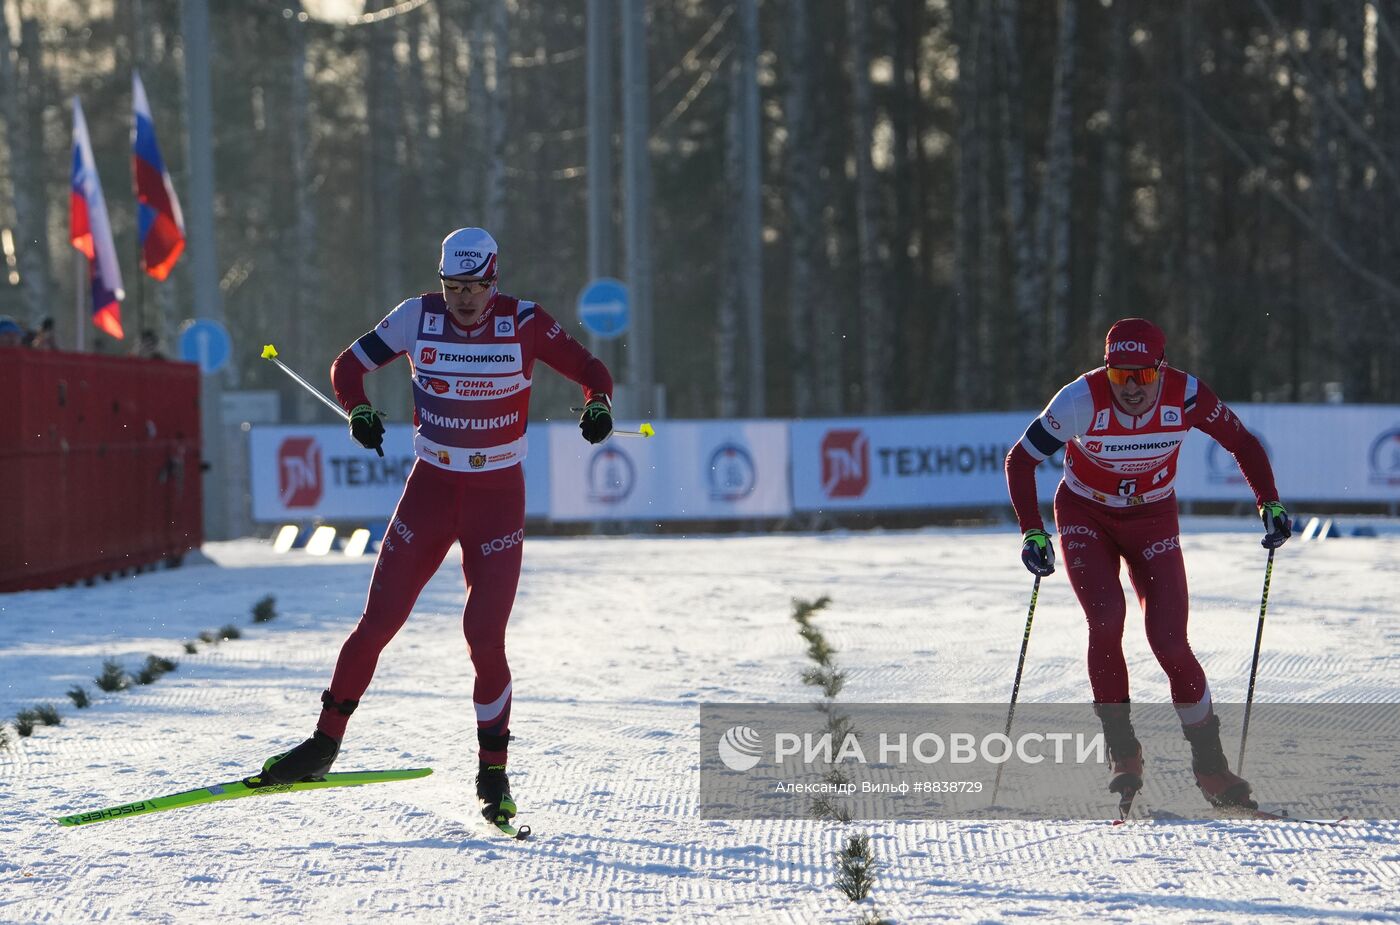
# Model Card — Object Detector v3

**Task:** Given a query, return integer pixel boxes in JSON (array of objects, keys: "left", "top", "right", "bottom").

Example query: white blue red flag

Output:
[
  {"left": 70, "top": 96, "right": 125, "bottom": 340},
  {"left": 132, "top": 71, "right": 185, "bottom": 281}
]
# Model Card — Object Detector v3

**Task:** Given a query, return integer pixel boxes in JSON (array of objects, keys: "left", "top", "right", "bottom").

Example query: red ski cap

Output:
[{"left": 1105, "top": 318, "right": 1166, "bottom": 367}]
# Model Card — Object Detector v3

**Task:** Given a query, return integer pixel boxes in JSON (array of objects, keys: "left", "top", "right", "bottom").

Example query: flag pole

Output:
[
  {"left": 74, "top": 251, "right": 85, "bottom": 352},
  {"left": 131, "top": 68, "right": 143, "bottom": 350},
  {"left": 134, "top": 244, "right": 144, "bottom": 350}
]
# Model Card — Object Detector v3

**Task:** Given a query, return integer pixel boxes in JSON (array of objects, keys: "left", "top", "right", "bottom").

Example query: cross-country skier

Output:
[
  {"left": 258, "top": 228, "right": 615, "bottom": 830},
  {"left": 1004, "top": 318, "right": 1292, "bottom": 810}
]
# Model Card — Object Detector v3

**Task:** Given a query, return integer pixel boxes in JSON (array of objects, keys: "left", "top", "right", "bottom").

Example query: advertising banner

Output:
[
  {"left": 547, "top": 420, "right": 791, "bottom": 521},
  {"left": 249, "top": 424, "right": 550, "bottom": 522},
  {"left": 251, "top": 405, "right": 1400, "bottom": 523},
  {"left": 793, "top": 406, "right": 1400, "bottom": 512},
  {"left": 1175, "top": 404, "right": 1400, "bottom": 503},
  {"left": 790, "top": 414, "right": 1063, "bottom": 512}
]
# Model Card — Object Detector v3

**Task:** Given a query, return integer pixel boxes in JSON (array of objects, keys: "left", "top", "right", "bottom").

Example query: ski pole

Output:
[
  {"left": 260, "top": 344, "right": 384, "bottom": 457},
  {"left": 569, "top": 407, "right": 655, "bottom": 438},
  {"left": 1236, "top": 546, "right": 1275, "bottom": 774},
  {"left": 991, "top": 574, "right": 1041, "bottom": 807}
]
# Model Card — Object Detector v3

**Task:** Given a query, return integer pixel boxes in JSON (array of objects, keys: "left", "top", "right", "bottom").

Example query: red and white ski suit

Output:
[
  {"left": 1005, "top": 367, "right": 1279, "bottom": 722},
  {"left": 321, "top": 291, "right": 612, "bottom": 763}
]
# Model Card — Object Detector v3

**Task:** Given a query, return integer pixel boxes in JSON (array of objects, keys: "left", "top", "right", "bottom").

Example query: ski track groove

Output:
[{"left": 1, "top": 530, "right": 1398, "bottom": 923}]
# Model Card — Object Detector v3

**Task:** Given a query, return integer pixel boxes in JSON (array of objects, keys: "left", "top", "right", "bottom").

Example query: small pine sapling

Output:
[
  {"left": 251, "top": 594, "right": 278, "bottom": 623},
  {"left": 95, "top": 659, "right": 130, "bottom": 692},
  {"left": 34, "top": 703, "right": 61, "bottom": 726},
  {"left": 834, "top": 833, "right": 878, "bottom": 902},
  {"left": 136, "top": 654, "right": 179, "bottom": 684}
]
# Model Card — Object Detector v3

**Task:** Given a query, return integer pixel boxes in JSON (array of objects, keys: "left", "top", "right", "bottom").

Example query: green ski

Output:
[
  {"left": 54, "top": 767, "right": 432, "bottom": 828},
  {"left": 489, "top": 816, "right": 532, "bottom": 840}
]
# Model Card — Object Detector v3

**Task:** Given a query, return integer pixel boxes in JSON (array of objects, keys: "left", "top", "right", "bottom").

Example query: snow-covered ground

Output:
[{"left": 1, "top": 521, "right": 1398, "bottom": 923}]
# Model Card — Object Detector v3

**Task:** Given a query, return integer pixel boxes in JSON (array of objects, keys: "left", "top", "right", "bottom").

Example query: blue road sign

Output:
[
  {"left": 178, "top": 318, "right": 232, "bottom": 374},
  {"left": 577, "top": 277, "right": 630, "bottom": 339}
]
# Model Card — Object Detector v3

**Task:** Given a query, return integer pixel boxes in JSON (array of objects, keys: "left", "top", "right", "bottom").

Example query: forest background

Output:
[{"left": 1, "top": 0, "right": 1395, "bottom": 425}]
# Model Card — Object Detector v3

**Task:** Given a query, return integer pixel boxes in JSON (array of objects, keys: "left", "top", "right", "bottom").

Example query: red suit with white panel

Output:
[
  {"left": 322, "top": 291, "right": 611, "bottom": 763},
  {"left": 1005, "top": 366, "right": 1278, "bottom": 723}
]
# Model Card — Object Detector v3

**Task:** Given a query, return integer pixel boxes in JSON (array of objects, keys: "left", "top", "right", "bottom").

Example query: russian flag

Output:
[
  {"left": 70, "top": 96, "right": 125, "bottom": 340},
  {"left": 132, "top": 71, "right": 185, "bottom": 281}
]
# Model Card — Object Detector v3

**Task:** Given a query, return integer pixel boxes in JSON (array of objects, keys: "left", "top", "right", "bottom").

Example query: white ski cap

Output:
[{"left": 438, "top": 227, "right": 499, "bottom": 279}]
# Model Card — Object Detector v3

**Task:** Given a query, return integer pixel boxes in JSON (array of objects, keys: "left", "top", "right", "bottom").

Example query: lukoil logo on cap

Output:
[
  {"left": 1108, "top": 340, "right": 1149, "bottom": 354},
  {"left": 439, "top": 227, "right": 499, "bottom": 277}
]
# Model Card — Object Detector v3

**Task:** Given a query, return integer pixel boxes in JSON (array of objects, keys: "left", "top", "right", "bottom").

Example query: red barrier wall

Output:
[{"left": 0, "top": 348, "right": 203, "bottom": 592}]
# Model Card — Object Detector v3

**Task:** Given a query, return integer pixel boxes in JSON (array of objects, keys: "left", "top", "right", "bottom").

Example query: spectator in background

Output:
[
  {"left": 135, "top": 328, "right": 166, "bottom": 360},
  {"left": 26, "top": 317, "right": 56, "bottom": 350},
  {"left": 0, "top": 315, "right": 26, "bottom": 348}
]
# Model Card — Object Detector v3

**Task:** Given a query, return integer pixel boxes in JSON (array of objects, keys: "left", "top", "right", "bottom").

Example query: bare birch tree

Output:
[
  {"left": 366, "top": 2, "right": 407, "bottom": 415},
  {"left": 996, "top": 0, "right": 1043, "bottom": 404},
  {"left": 287, "top": 0, "right": 317, "bottom": 422},
  {"left": 784, "top": 0, "right": 816, "bottom": 415},
  {"left": 1090, "top": 0, "right": 1129, "bottom": 341},
  {"left": 951, "top": 0, "right": 983, "bottom": 409},
  {"left": 717, "top": 52, "right": 742, "bottom": 418},
  {"left": 1179, "top": 0, "right": 1205, "bottom": 368},
  {"left": 1040, "top": 0, "right": 1077, "bottom": 388},
  {"left": 0, "top": 0, "right": 52, "bottom": 325},
  {"left": 846, "top": 0, "right": 888, "bottom": 413},
  {"left": 482, "top": 0, "right": 509, "bottom": 233}
]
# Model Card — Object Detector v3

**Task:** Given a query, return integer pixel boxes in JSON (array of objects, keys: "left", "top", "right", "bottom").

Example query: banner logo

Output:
[
  {"left": 277, "top": 437, "right": 323, "bottom": 508},
  {"left": 708, "top": 443, "right": 756, "bottom": 501},
  {"left": 1369, "top": 428, "right": 1400, "bottom": 485},
  {"left": 1207, "top": 434, "right": 1272, "bottom": 484},
  {"left": 588, "top": 446, "right": 635, "bottom": 503},
  {"left": 821, "top": 429, "right": 869, "bottom": 498}
]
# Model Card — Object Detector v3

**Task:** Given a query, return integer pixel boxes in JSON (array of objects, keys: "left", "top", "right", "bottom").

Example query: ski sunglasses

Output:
[
  {"left": 441, "top": 275, "right": 496, "bottom": 295},
  {"left": 1106, "top": 362, "right": 1162, "bottom": 387}
]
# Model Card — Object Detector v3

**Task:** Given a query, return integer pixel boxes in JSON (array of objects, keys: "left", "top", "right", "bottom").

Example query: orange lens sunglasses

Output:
[{"left": 1106, "top": 364, "right": 1161, "bottom": 386}]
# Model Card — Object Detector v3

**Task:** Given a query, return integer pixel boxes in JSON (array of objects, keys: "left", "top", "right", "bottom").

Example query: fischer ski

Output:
[
  {"left": 489, "top": 817, "right": 532, "bottom": 840},
  {"left": 1145, "top": 805, "right": 1346, "bottom": 826},
  {"left": 54, "top": 767, "right": 432, "bottom": 828},
  {"left": 1215, "top": 804, "right": 1347, "bottom": 826}
]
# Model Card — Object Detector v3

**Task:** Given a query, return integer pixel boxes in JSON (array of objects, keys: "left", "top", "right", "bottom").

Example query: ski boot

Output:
[
  {"left": 1095, "top": 702, "right": 1144, "bottom": 817},
  {"left": 259, "top": 730, "right": 340, "bottom": 785},
  {"left": 476, "top": 761, "right": 517, "bottom": 825},
  {"left": 258, "top": 690, "right": 356, "bottom": 785},
  {"left": 1183, "top": 713, "right": 1255, "bottom": 809}
]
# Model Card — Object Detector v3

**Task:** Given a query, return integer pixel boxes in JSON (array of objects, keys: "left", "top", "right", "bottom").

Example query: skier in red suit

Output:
[
  {"left": 260, "top": 228, "right": 614, "bottom": 830},
  {"left": 1004, "top": 318, "right": 1292, "bottom": 809}
]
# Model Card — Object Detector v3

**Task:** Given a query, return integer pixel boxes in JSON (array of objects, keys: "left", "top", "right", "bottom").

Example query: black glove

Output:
[
  {"left": 579, "top": 396, "right": 613, "bottom": 444},
  {"left": 348, "top": 403, "right": 385, "bottom": 452},
  {"left": 1259, "top": 500, "right": 1291, "bottom": 549},
  {"left": 1021, "top": 528, "right": 1056, "bottom": 577}
]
